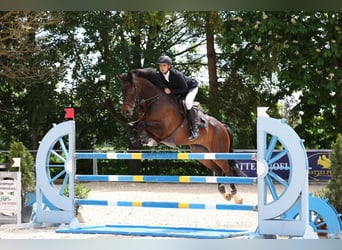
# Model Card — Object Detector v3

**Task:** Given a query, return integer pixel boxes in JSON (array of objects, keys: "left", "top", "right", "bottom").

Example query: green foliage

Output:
[
  {"left": 325, "top": 134, "right": 342, "bottom": 213},
  {"left": 64, "top": 183, "right": 91, "bottom": 214},
  {"left": 64, "top": 183, "right": 91, "bottom": 199},
  {"left": 219, "top": 11, "right": 342, "bottom": 148},
  {"left": 1, "top": 11, "right": 341, "bottom": 161},
  {"left": 76, "top": 158, "right": 210, "bottom": 176},
  {"left": 0, "top": 12, "right": 70, "bottom": 150},
  {"left": 312, "top": 187, "right": 329, "bottom": 200},
  {"left": 8, "top": 141, "right": 35, "bottom": 202}
]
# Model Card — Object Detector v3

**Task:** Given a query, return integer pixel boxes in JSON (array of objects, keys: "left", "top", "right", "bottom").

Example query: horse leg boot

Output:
[{"left": 187, "top": 107, "right": 199, "bottom": 141}]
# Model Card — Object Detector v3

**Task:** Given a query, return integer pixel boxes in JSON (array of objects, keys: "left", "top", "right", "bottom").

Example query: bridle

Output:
[
  {"left": 123, "top": 76, "right": 161, "bottom": 115},
  {"left": 122, "top": 80, "right": 139, "bottom": 111}
]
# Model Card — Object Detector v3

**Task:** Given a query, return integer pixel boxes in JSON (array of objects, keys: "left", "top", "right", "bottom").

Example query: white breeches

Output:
[{"left": 185, "top": 87, "right": 198, "bottom": 110}]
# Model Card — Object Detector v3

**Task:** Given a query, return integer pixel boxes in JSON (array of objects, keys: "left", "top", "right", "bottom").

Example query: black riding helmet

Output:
[{"left": 157, "top": 55, "right": 172, "bottom": 65}]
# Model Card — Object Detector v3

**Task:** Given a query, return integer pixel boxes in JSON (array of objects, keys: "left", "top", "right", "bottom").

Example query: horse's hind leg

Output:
[
  {"left": 197, "top": 159, "right": 234, "bottom": 201},
  {"left": 190, "top": 145, "right": 233, "bottom": 201},
  {"left": 212, "top": 160, "right": 243, "bottom": 204},
  {"left": 213, "top": 159, "right": 243, "bottom": 204},
  {"left": 229, "top": 183, "right": 243, "bottom": 204},
  {"left": 207, "top": 124, "right": 244, "bottom": 204}
]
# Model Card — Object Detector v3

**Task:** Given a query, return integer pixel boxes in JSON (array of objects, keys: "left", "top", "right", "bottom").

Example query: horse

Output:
[{"left": 118, "top": 68, "right": 245, "bottom": 204}]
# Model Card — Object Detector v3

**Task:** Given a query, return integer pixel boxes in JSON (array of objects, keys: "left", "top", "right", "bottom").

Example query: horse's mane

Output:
[
  {"left": 129, "top": 68, "right": 179, "bottom": 107},
  {"left": 130, "top": 68, "right": 164, "bottom": 90}
]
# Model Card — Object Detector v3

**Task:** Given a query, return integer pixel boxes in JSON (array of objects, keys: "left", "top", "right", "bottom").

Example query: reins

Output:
[
  {"left": 126, "top": 75, "right": 162, "bottom": 124},
  {"left": 139, "top": 94, "right": 161, "bottom": 107}
]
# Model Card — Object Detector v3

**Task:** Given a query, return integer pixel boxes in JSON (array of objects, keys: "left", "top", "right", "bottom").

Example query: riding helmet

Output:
[{"left": 157, "top": 55, "right": 172, "bottom": 65}]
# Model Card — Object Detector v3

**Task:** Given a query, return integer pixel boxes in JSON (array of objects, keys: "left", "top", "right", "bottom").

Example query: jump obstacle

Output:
[{"left": 34, "top": 107, "right": 342, "bottom": 239}]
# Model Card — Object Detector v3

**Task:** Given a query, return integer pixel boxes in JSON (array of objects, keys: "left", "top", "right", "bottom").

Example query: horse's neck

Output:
[
  {"left": 136, "top": 78, "right": 162, "bottom": 99},
  {"left": 134, "top": 78, "right": 184, "bottom": 140},
  {"left": 134, "top": 75, "right": 181, "bottom": 115}
]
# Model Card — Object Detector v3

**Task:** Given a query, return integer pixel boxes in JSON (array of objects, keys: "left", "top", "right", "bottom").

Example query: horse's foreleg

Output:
[
  {"left": 127, "top": 120, "right": 150, "bottom": 146},
  {"left": 126, "top": 122, "right": 140, "bottom": 145}
]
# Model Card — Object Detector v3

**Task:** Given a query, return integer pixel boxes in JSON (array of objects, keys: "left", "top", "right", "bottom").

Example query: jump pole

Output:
[{"left": 34, "top": 107, "right": 322, "bottom": 238}]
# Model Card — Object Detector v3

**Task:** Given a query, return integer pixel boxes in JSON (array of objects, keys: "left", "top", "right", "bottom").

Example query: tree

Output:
[
  {"left": 218, "top": 11, "right": 342, "bottom": 148},
  {"left": 0, "top": 11, "right": 56, "bottom": 81},
  {"left": 8, "top": 141, "right": 35, "bottom": 206},
  {"left": 44, "top": 11, "right": 205, "bottom": 148},
  {"left": 325, "top": 134, "right": 342, "bottom": 213},
  {"left": 0, "top": 11, "right": 67, "bottom": 149},
  {"left": 204, "top": 12, "right": 221, "bottom": 118},
  {"left": 278, "top": 12, "right": 342, "bottom": 148},
  {"left": 2, "top": 11, "right": 340, "bottom": 156},
  {"left": 38, "top": 11, "right": 208, "bottom": 174}
]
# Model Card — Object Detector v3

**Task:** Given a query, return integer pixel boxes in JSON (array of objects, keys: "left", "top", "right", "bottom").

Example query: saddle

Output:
[{"left": 179, "top": 99, "right": 208, "bottom": 129}]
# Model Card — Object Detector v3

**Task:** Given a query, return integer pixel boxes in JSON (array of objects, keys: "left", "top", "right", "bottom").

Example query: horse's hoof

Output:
[
  {"left": 233, "top": 194, "right": 243, "bottom": 204},
  {"left": 224, "top": 193, "right": 232, "bottom": 201}
]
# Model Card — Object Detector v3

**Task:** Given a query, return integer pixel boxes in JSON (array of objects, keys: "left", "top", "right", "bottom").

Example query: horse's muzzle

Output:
[
  {"left": 121, "top": 104, "right": 134, "bottom": 117},
  {"left": 122, "top": 109, "right": 133, "bottom": 117}
]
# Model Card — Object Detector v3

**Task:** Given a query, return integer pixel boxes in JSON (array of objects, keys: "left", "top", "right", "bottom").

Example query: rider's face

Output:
[{"left": 159, "top": 63, "right": 170, "bottom": 74}]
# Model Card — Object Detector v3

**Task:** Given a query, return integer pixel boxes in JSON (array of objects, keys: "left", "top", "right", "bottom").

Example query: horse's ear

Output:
[{"left": 117, "top": 74, "right": 123, "bottom": 81}]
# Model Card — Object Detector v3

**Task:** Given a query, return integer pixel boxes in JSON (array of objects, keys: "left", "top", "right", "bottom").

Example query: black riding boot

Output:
[{"left": 188, "top": 107, "right": 199, "bottom": 141}]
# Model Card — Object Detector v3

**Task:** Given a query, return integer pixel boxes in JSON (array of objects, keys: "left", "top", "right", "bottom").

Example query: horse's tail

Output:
[
  {"left": 224, "top": 124, "right": 247, "bottom": 177},
  {"left": 224, "top": 124, "right": 234, "bottom": 153}
]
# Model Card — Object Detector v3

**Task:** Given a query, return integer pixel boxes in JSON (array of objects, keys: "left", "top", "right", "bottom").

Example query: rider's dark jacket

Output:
[
  {"left": 159, "top": 69, "right": 187, "bottom": 95},
  {"left": 157, "top": 69, "right": 198, "bottom": 97},
  {"left": 133, "top": 68, "right": 198, "bottom": 97}
]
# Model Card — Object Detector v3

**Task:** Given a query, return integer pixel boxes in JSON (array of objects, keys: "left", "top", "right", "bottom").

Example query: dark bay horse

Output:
[{"left": 118, "top": 69, "right": 245, "bottom": 203}]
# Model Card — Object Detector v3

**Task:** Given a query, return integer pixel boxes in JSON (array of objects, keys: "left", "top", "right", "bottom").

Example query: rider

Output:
[{"left": 157, "top": 55, "right": 200, "bottom": 141}]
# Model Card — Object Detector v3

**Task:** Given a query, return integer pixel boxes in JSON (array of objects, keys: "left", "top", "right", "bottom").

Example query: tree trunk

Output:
[{"left": 205, "top": 12, "right": 219, "bottom": 117}]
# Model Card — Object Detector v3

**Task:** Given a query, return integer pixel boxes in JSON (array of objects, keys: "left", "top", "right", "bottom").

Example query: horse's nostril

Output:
[{"left": 122, "top": 110, "right": 131, "bottom": 117}]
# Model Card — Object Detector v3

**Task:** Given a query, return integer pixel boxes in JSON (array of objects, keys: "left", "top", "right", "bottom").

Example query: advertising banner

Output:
[
  {"left": 235, "top": 150, "right": 332, "bottom": 182},
  {"left": 0, "top": 172, "right": 21, "bottom": 223}
]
